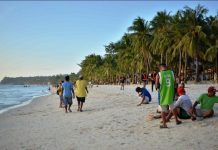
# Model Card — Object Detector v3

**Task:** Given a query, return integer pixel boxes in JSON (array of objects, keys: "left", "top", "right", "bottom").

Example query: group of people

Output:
[
  {"left": 56, "top": 75, "right": 88, "bottom": 113},
  {"left": 136, "top": 64, "right": 218, "bottom": 128}
]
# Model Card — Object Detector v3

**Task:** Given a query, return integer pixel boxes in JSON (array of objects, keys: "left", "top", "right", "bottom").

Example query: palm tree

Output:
[
  {"left": 128, "top": 17, "right": 152, "bottom": 74},
  {"left": 150, "top": 10, "right": 173, "bottom": 64},
  {"left": 179, "top": 5, "right": 209, "bottom": 82},
  {"left": 205, "top": 15, "right": 218, "bottom": 80}
]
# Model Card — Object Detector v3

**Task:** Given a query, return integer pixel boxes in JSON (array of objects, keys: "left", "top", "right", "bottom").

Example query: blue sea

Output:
[{"left": 0, "top": 84, "right": 51, "bottom": 114}]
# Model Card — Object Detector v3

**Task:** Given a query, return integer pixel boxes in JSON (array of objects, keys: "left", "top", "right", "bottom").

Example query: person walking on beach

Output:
[
  {"left": 192, "top": 86, "right": 218, "bottom": 119},
  {"left": 62, "top": 75, "right": 75, "bottom": 113},
  {"left": 141, "top": 72, "right": 148, "bottom": 87},
  {"left": 120, "top": 76, "right": 125, "bottom": 90},
  {"left": 135, "top": 86, "right": 151, "bottom": 106},
  {"left": 150, "top": 71, "right": 157, "bottom": 92},
  {"left": 57, "top": 81, "right": 64, "bottom": 108},
  {"left": 75, "top": 75, "right": 88, "bottom": 112},
  {"left": 156, "top": 64, "right": 181, "bottom": 128}
]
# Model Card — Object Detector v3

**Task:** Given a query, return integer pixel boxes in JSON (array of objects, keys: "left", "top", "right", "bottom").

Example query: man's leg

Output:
[
  {"left": 161, "top": 111, "right": 167, "bottom": 128},
  {"left": 63, "top": 97, "right": 68, "bottom": 113},
  {"left": 160, "top": 106, "right": 168, "bottom": 128},
  {"left": 151, "top": 81, "right": 154, "bottom": 92},
  {"left": 59, "top": 96, "right": 62, "bottom": 108},
  {"left": 203, "top": 110, "right": 214, "bottom": 118},
  {"left": 77, "top": 100, "right": 80, "bottom": 111},
  {"left": 169, "top": 105, "right": 182, "bottom": 124},
  {"left": 68, "top": 97, "right": 72, "bottom": 112},
  {"left": 166, "top": 111, "right": 173, "bottom": 121},
  {"left": 80, "top": 102, "right": 84, "bottom": 112}
]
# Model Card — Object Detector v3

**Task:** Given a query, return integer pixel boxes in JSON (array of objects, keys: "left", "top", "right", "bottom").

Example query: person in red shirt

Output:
[
  {"left": 141, "top": 72, "right": 147, "bottom": 87},
  {"left": 150, "top": 71, "right": 157, "bottom": 92}
]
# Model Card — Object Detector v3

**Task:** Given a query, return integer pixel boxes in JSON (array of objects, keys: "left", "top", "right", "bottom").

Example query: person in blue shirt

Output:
[
  {"left": 135, "top": 87, "right": 152, "bottom": 106},
  {"left": 62, "top": 75, "right": 75, "bottom": 113}
]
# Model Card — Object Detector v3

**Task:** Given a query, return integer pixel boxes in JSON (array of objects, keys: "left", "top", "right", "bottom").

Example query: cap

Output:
[
  {"left": 208, "top": 86, "right": 216, "bottom": 93},
  {"left": 177, "top": 87, "right": 186, "bottom": 96}
]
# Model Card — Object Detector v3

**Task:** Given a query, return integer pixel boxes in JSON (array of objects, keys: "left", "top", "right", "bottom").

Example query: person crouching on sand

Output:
[
  {"left": 192, "top": 86, "right": 218, "bottom": 119},
  {"left": 166, "top": 86, "right": 196, "bottom": 122},
  {"left": 75, "top": 75, "right": 88, "bottom": 112},
  {"left": 135, "top": 87, "right": 151, "bottom": 106},
  {"left": 62, "top": 76, "right": 75, "bottom": 113}
]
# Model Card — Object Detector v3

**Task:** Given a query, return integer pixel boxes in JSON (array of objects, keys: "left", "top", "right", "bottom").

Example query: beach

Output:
[{"left": 0, "top": 84, "right": 218, "bottom": 150}]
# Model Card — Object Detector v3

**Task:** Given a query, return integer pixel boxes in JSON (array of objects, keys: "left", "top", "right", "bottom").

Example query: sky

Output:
[{"left": 0, "top": 1, "right": 217, "bottom": 80}]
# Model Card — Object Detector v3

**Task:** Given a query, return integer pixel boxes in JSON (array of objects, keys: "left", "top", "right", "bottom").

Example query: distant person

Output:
[
  {"left": 75, "top": 75, "right": 88, "bottom": 112},
  {"left": 214, "top": 73, "right": 217, "bottom": 83},
  {"left": 88, "top": 81, "right": 93, "bottom": 88},
  {"left": 150, "top": 71, "right": 157, "bottom": 92},
  {"left": 141, "top": 72, "right": 148, "bottom": 87},
  {"left": 135, "top": 87, "right": 151, "bottom": 106},
  {"left": 120, "top": 76, "right": 125, "bottom": 90},
  {"left": 57, "top": 81, "right": 64, "bottom": 108},
  {"left": 156, "top": 64, "right": 181, "bottom": 128},
  {"left": 193, "top": 86, "right": 218, "bottom": 119},
  {"left": 62, "top": 75, "right": 75, "bottom": 113}
]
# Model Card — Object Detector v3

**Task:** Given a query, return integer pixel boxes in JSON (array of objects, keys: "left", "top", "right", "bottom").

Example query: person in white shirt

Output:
[{"left": 166, "top": 87, "right": 196, "bottom": 121}]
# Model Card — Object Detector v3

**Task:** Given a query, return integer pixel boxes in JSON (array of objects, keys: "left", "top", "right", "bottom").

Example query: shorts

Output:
[
  {"left": 160, "top": 104, "right": 174, "bottom": 112},
  {"left": 144, "top": 96, "right": 150, "bottom": 103},
  {"left": 77, "top": 97, "right": 85, "bottom": 103},
  {"left": 177, "top": 107, "right": 191, "bottom": 119},
  {"left": 195, "top": 109, "right": 211, "bottom": 117},
  {"left": 59, "top": 95, "right": 64, "bottom": 102},
  {"left": 63, "top": 97, "right": 72, "bottom": 106}
]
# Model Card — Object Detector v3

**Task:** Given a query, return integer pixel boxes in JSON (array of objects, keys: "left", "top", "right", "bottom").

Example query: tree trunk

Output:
[
  {"left": 184, "top": 53, "right": 187, "bottom": 83},
  {"left": 146, "top": 60, "right": 149, "bottom": 74},
  {"left": 161, "top": 53, "right": 163, "bottom": 64},
  {"left": 179, "top": 50, "right": 182, "bottom": 81},
  {"left": 165, "top": 53, "right": 167, "bottom": 65},
  {"left": 195, "top": 57, "right": 199, "bottom": 82},
  {"left": 216, "top": 52, "right": 218, "bottom": 83}
]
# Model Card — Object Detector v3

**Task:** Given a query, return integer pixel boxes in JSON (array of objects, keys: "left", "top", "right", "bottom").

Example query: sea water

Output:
[{"left": 0, "top": 84, "right": 51, "bottom": 114}]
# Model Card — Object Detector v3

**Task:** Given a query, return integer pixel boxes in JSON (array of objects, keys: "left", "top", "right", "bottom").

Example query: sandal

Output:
[
  {"left": 160, "top": 125, "right": 168, "bottom": 128},
  {"left": 176, "top": 120, "right": 182, "bottom": 125}
]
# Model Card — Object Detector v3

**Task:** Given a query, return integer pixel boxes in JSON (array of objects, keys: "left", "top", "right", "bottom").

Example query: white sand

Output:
[{"left": 0, "top": 84, "right": 218, "bottom": 150}]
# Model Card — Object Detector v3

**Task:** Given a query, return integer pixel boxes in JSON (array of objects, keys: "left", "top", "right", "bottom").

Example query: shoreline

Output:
[{"left": 0, "top": 93, "right": 51, "bottom": 115}]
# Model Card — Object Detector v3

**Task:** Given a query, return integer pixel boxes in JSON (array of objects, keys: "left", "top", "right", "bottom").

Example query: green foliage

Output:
[
  {"left": 80, "top": 4, "right": 218, "bottom": 83},
  {"left": 1, "top": 73, "right": 79, "bottom": 85}
]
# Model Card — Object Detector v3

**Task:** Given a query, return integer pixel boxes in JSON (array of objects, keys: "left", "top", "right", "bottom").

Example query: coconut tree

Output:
[
  {"left": 150, "top": 10, "right": 173, "bottom": 64},
  {"left": 128, "top": 17, "right": 152, "bottom": 74},
  {"left": 173, "top": 5, "right": 209, "bottom": 82},
  {"left": 205, "top": 15, "right": 218, "bottom": 79}
]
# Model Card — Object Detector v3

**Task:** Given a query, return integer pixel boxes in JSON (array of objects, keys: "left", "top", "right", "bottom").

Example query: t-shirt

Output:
[
  {"left": 75, "top": 80, "right": 88, "bottom": 97},
  {"left": 142, "top": 88, "right": 151, "bottom": 102},
  {"left": 141, "top": 73, "right": 147, "bottom": 81},
  {"left": 62, "top": 81, "right": 73, "bottom": 97},
  {"left": 197, "top": 94, "right": 218, "bottom": 110},
  {"left": 151, "top": 73, "right": 157, "bottom": 81},
  {"left": 174, "top": 95, "right": 192, "bottom": 112},
  {"left": 159, "top": 70, "right": 175, "bottom": 105}
]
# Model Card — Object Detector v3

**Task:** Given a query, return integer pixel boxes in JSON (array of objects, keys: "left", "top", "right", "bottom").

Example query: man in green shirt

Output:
[
  {"left": 156, "top": 64, "right": 181, "bottom": 128},
  {"left": 193, "top": 86, "right": 218, "bottom": 119}
]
